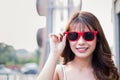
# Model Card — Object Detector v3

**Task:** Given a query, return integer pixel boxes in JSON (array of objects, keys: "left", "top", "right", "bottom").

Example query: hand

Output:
[{"left": 49, "top": 33, "right": 66, "bottom": 56}]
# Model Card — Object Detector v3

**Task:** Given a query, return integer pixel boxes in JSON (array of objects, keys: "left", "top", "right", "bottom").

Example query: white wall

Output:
[{"left": 0, "top": 0, "right": 46, "bottom": 52}]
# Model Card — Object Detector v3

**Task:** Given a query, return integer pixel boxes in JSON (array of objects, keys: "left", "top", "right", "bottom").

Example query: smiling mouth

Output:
[{"left": 76, "top": 47, "right": 88, "bottom": 53}]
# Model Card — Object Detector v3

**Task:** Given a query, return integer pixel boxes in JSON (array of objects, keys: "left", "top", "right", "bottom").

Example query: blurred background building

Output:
[
  {"left": 112, "top": 0, "right": 120, "bottom": 72},
  {"left": 36, "top": 0, "right": 82, "bottom": 71},
  {"left": 0, "top": 0, "right": 119, "bottom": 79},
  {"left": 36, "top": 0, "right": 120, "bottom": 73}
]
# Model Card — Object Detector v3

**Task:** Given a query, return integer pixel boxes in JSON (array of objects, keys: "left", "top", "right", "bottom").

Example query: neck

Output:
[{"left": 69, "top": 56, "right": 93, "bottom": 70}]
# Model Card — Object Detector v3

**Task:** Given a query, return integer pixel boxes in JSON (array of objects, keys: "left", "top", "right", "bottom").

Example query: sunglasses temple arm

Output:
[{"left": 63, "top": 32, "right": 68, "bottom": 35}]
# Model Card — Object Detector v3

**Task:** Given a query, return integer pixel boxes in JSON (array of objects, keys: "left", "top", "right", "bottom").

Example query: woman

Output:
[{"left": 37, "top": 11, "right": 119, "bottom": 80}]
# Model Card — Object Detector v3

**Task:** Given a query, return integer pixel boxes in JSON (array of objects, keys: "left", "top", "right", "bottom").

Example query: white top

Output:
[{"left": 60, "top": 64, "right": 67, "bottom": 80}]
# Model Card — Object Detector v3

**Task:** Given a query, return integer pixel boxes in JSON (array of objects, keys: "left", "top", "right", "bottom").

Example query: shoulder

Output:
[
  {"left": 56, "top": 64, "right": 63, "bottom": 74},
  {"left": 54, "top": 64, "right": 65, "bottom": 80},
  {"left": 53, "top": 64, "right": 61, "bottom": 80},
  {"left": 56, "top": 64, "right": 67, "bottom": 72}
]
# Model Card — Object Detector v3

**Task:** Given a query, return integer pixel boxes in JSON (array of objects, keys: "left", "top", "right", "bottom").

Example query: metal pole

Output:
[
  {"left": 45, "top": 0, "right": 53, "bottom": 61},
  {"left": 112, "top": 0, "right": 120, "bottom": 73},
  {"left": 80, "top": 0, "right": 82, "bottom": 10},
  {"left": 6, "top": 74, "right": 9, "bottom": 80},
  {"left": 68, "top": 0, "right": 71, "bottom": 18}
]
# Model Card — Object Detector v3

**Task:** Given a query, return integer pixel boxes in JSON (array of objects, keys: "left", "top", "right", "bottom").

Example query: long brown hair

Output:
[{"left": 61, "top": 11, "right": 119, "bottom": 80}]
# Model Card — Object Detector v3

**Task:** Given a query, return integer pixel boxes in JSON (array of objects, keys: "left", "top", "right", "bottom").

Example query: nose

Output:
[{"left": 77, "top": 36, "right": 86, "bottom": 45}]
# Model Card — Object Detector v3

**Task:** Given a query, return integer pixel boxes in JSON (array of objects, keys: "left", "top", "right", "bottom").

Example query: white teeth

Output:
[
  {"left": 76, "top": 47, "right": 88, "bottom": 53},
  {"left": 79, "top": 48, "right": 86, "bottom": 50},
  {"left": 78, "top": 48, "right": 87, "bottom": 51},
  {"left": 77, "top": 47, "right": 88, "bottom": 49}
]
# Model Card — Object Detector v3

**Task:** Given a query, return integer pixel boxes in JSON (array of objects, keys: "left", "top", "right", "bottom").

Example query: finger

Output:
[
  {"left": 49, "top": 33, "right": 64, "bottom": 42},
  {"left": 55, "top": 33, "right": 63, "bottom": 42},
  {"left": 62, "top": 34, "right": 67, "bottom": 44},
  {"left": 49, "top": 33, "right": 59, "bottom": 42},
  {"left": 59, "top": 33, "right": 64, "bottom": 41},
  {"left": 49, "top": 33, "right": 54, "bottom": 38}
]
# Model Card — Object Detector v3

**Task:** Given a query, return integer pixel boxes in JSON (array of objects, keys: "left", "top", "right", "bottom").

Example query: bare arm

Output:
[
  {"left": 36, "top": 33, "right": 66, "bottom": 80},
  {"left": 36, "top": 52, "right": 59, "bottom": 80}
]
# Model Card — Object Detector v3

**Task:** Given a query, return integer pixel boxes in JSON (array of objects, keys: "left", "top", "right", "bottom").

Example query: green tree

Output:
[{"left": 0, "top": 43, "right": 16, "bottom": 65}]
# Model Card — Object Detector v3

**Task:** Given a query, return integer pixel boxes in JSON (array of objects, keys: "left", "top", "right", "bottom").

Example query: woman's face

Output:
[{"left": 68, "top": 25, "right": 97, "bottom": 59}]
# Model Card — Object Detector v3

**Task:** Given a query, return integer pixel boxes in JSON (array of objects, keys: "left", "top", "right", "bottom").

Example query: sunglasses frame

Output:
[{"left": 64, "top": 31, "right": 98, "bottom": 41}]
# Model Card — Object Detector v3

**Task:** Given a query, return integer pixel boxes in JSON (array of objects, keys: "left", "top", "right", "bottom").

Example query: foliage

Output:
[
  {"left": 0, "top": 43, "right": 41, "bottom": 66},
  {"left": 0, "top": 43, "right": 16, "bottom": 64}
]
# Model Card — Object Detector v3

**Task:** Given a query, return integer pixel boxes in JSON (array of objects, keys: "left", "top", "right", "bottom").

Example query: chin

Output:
[{"left": 75, "top": 52, "right": 92, "bottom": 59}]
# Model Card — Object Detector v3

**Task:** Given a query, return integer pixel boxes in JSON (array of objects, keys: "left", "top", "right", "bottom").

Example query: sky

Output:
[
  {"left": 0, "top": 0, "right": 113, "bottom": 52},
  {"left": 0, "top": 0, "right": 46, "bottom": 52}
]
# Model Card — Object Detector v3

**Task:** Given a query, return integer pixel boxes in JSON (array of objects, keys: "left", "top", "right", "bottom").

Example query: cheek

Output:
[
  {"left": 69, "top": 42, "right": 76, "bottom": 50},
  {"left": 89, "top": 39, "right": 97, "bottom": 50},
  {"left": 69, "top": 42, "right": 75, "bottom": 45}
]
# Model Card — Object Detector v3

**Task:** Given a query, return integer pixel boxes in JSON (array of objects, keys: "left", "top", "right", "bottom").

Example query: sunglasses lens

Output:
[
  {"left": 66, "top": 31, "right": 97, "bottom": 41},
  {"left": 68, "top": 32, "right": 78, "bottom": 41},
  {"left": 84, "top": 32, "right": 94, "bottom": 41}
]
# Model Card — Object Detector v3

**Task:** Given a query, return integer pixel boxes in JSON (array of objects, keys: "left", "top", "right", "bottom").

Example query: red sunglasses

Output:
[{"left": 64, "top": 31, "right": 98, "bottom": 41}]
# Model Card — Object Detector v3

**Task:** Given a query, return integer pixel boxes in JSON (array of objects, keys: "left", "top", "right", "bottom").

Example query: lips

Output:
[{"left": 76, "top": 47, "right": 88, "bottom": 53}]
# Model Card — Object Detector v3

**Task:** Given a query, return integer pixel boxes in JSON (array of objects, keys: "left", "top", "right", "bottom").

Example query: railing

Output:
[{"left": 0, "top": 73, "right": 38, "bottom": 80}]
